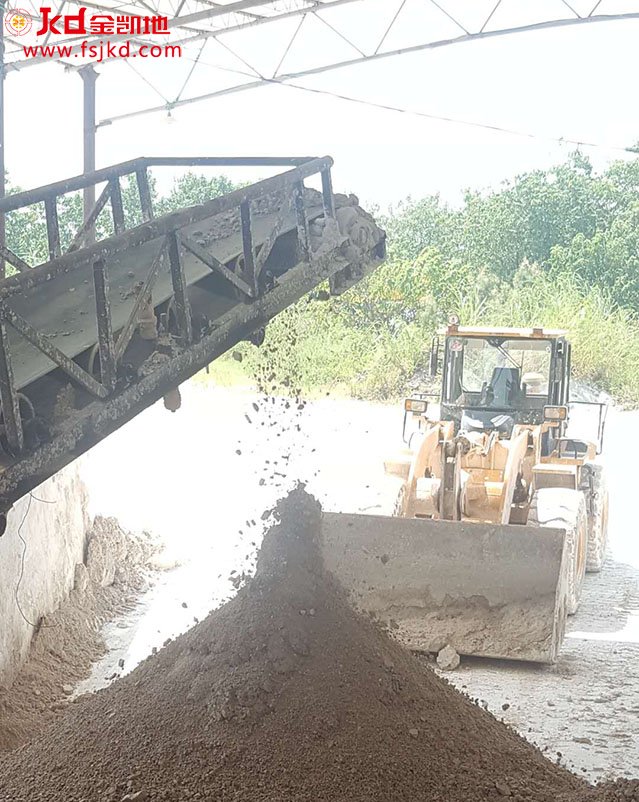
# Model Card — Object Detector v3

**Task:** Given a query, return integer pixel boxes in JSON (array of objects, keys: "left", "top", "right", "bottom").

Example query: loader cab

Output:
[{"left": 438, "top": 327, "right": 570, "bottom": 438}]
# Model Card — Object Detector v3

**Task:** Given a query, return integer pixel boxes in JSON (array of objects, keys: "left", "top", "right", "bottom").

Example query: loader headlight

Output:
[
  {"left": 544, "top": 405, "right": 568, "bottom": 421},
  {"left": 404, "top": 398, "right": 428, "bottom": 414}
]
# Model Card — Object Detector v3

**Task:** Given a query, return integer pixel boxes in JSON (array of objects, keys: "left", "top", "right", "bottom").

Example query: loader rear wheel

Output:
[
  {"left": 527, "top": 488, "right": 588, "bottom": 616},
  {"left": 583, "top": 463, "right": 609, "bottom": 573}
]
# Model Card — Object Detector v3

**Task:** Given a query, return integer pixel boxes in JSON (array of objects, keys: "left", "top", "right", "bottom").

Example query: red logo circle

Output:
[{"left": 4, "top": 8, "right": 33, "bottom": 36}]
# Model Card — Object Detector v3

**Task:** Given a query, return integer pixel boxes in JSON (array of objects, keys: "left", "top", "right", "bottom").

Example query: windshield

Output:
[{"left": 443, "top": 336, "right": 552, "bottom": 408}]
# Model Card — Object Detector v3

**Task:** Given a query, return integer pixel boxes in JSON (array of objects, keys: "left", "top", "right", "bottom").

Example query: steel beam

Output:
[
  {"left": 114, "top": 239, "right": 166, "bottom": 364},
  {"left": 294, "top": 181, "right": 310, "bottom": 263},
  {"left": 66, "top": 181, "right": 111, "bottom": 253},
  {"left": 92, "top": 257, "right": 116, "bottom": 391},
  {"left": 0, "top": 156, "right": 325, "bottom": 215},
  {"left": 81, "top": 66, "right": 98, "bottom": 244},
  {"left": 0, "top": 318, "right": 23, "bottom": 454},
  {"left": 109, "top": 177, "right": 125, "bottom": 234},
  {"left": 44, "top": 197, "right": 61, "bottom": 260},
  {"left": 0, "top": 245, "right": 31, "bottom": 273},
  {"left": 0, "top": 158, "right": 144, "bottom": 214},
  {"left": 0, "top": 5, "right": 5, "bottom": 280},
  {"left": 136, "top": 168, "right": 154, "bottom": 222},
  {"left": 179, "top": 233, "right": 254, "bottom": 298},
  {"left": 0, "top": 158, "right": 334, "bottom": 300},
  {"left": 321, "top": 168, "right": 336, "bottom": 219},
  {"left": 240, "top": 200, "right": 256, "bottom": 297},
  {"left": 167, "top": 232, "right": 192, "bottom": 345},
  {"left": 255, "top": 193, "right": 296, "bottom": 278},
  {"left": 91, "top": 12, "right": 639, "bottom": 129},
  {"left": 0, "top": 303, "right": 108, "bottom": 398}
]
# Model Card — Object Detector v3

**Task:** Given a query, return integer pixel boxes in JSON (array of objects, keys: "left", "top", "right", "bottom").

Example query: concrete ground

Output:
[{"left": 78, "top": 382, "right": 639, "bottom": 784}]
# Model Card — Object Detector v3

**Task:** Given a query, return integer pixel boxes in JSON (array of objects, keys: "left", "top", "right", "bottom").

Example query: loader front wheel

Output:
[
  {"left": 527, "top": 488, "right": 588, "bottom": 616},
  {"left": 584, "top": 463, "right": 609, "bottom": 573}
]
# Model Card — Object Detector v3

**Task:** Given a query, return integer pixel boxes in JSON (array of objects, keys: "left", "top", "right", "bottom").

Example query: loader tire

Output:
[
  {"left": 527, "top": 488, "right": 588, "bottom": 616},
  {"left": 584, "top": 463, "right": 609, "bottom": 573}
]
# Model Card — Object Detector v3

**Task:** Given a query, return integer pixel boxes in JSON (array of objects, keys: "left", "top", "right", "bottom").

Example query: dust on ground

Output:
[{"left": 0, "top": 516, "right": 157, "bottom": 751}]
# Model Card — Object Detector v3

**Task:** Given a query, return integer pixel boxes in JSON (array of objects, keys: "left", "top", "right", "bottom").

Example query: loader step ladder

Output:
[{"left": 0, "top": 156, "right": 386, "bottom": 526}]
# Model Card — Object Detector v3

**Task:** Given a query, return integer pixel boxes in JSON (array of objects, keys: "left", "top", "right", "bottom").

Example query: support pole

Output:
[
  {"left": 80, "top": 66, "right": 98, "bottom": 243},
  {"left": 0, "top": 0, "right": 6, "bottom": 278}
]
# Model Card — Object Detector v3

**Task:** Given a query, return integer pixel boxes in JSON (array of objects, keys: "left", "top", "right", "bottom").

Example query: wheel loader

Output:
[{"left": 321, "top": 323, "right": 609, "bottom": 663}]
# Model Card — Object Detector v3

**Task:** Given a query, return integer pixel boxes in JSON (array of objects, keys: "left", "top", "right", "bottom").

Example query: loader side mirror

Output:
[{"left": 568, "top": 400, "right": 608, "bottom": 455}]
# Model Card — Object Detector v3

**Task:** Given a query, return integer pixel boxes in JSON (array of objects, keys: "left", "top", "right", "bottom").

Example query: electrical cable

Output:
[{"left": 280, "top": 81, "right": 637, "bottom": 155}]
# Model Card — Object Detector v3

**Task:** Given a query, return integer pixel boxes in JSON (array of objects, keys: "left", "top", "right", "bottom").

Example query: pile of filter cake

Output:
[{"left": 0, "top": 488, "right": 636, "bottom": 802}]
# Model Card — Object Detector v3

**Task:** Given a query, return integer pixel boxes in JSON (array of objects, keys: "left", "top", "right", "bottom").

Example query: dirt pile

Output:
[
  {"left": 0, "top": 516, "right": 156, "bottom": 753},
  {"left": 0, "top": 488, "right": 635, "bottom": 801}
]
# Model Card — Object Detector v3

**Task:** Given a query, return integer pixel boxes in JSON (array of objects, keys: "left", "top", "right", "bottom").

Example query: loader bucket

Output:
[{"left": 320, "top": 513, "right": 570, "bottom": 663}]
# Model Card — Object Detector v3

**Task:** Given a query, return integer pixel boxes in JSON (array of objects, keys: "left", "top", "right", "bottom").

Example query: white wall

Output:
[{"left": 0, "top": 463, "right": 90, "bottom": 683}]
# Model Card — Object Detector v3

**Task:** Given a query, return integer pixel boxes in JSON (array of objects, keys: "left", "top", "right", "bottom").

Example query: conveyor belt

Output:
[
  {"left": 0, "top": 155, "right": 386, "bottom": 524},
  {"left": 5, "top": 204, "right": 324, "bottom": 391}
]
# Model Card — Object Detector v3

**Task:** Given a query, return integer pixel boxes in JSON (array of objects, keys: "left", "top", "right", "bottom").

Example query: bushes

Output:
[
  {"left": 475, "top": 270, "right": 639, "bottom": 404},
  {"left": 229, "top": 297, "right": 433, "bottom": 400},
  {"left": 214, "top": 256, "right": 639, "bottom": 406}
]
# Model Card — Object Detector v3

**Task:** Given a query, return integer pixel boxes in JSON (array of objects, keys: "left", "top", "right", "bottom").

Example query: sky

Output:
[{"left": 3, "top": 0, "right": 639, "bottom": 209}]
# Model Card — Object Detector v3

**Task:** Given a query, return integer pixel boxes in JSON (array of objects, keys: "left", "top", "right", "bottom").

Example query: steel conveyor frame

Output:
[{"left": 0, "top": 156, "right": 386, "bottom": 525}]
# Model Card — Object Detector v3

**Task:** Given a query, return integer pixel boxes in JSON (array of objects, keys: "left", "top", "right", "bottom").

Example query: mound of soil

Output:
[
  {"left": 0, "top": 516, "right": 155, "bottom": 753},
  {"left": 0, "top": 488, "right": 635, "bottom": 801}
]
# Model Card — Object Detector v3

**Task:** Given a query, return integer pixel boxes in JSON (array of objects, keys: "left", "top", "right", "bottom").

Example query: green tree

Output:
[
  {"left": 381, "top": 194, "right": 458, "bottom": 262},
  {"left": 550, "top": 201, "right": 639, "bottom": 309},
  {"left": 459, "top": 153, "right": 607, "bottom": 279},
  {"left": 156, "top": 172, "right": 238, "bottom": 215}
]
